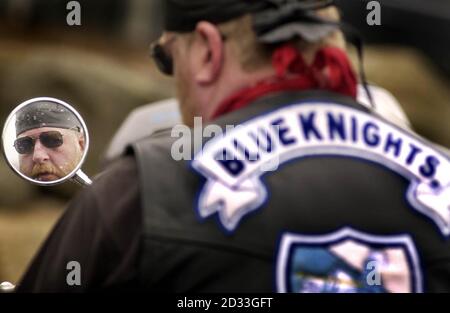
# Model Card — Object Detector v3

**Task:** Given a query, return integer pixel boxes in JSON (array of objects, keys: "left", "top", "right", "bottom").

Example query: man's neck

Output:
[{"left": 203, "top": 65, "right": 275, "bottom": 121}]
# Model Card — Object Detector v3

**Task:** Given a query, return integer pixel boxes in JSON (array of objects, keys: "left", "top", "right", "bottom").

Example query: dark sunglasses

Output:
[
  {"left": 149, "top": 33, "right": 227, "bottom": 76},
  {"left": 149, "top": 36, "right": 176, "bottom": 76},
  {"left": 14, "top": 131, "right": 64, "bottom": 155}
]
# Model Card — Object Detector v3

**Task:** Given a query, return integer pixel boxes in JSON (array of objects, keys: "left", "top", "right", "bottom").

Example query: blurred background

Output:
[{"left": 0, "top": 0, "right": 449, "bottom": 284}]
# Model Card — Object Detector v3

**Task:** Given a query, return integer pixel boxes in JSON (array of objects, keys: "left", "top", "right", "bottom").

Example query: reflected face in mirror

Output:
[
  {"left": 16, "top": 127, "right": 85, "bottom": 181},
  {"left": 6, "top": 99, "right": 87, "bottom": 183}
]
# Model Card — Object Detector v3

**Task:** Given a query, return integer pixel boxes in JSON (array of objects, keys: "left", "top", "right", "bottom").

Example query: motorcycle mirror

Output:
[{"left": 2, "top": 97, "right": 92, "bottom": 187}]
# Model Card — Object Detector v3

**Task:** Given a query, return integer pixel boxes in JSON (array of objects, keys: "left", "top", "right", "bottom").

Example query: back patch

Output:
[
  {"left": 192, "top": 102, "right": 450, "bottom": 234},
  {"left": 276, "top": 228, "right": 422, "bottom": 293}
]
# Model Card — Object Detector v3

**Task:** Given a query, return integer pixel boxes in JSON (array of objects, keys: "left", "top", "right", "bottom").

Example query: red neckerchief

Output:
[{"left": 212, "top": 44, "right": 357, "bottom": 119}]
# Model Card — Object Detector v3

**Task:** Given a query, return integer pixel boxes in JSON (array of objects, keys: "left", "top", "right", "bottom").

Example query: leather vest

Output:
[{"left": 131, "top": 91, "right": 450, "bottom": 292}]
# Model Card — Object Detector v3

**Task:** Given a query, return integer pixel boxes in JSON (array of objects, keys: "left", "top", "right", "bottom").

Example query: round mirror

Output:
[{"left": 2, "top": 97, "right": 90, "bottom": 186}]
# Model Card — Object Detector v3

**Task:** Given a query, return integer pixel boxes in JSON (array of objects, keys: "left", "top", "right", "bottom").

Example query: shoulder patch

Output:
[
  {"left": 191, "top": 101, "right": 450, "bottom": 234},
  {"left": 276, "top": 228, "right": 423, "bottom": 293}
]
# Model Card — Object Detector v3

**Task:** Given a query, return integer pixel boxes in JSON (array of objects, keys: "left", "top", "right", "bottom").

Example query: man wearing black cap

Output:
[
  {"left": 14, "top": 101, "right": 85, "bottom": 182},
  {"left": 17, "top": 0, "right": 449, "bottom": 293}
]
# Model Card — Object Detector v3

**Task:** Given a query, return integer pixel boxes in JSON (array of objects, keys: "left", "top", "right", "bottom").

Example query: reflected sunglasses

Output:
[{"left": 14, "top": 131, "right": 64, "bottom": 155}]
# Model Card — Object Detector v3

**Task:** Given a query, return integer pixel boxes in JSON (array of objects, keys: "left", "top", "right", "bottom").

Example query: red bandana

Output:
[{"left": 212, "top": 44, "right": 357, "bottom": 119}]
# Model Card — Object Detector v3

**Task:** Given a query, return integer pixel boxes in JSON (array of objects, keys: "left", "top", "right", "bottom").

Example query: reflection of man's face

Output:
[{"left": 17, "top": 127, "right": 85, "bottom": 181}]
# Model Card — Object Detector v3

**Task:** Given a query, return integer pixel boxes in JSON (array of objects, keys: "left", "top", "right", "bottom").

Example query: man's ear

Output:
[
  {"left": 193, "top": 21, "right": 225, "bottom": 85},
  {"left": 78, "top": 134, "right": 85, "bottom": 151}
]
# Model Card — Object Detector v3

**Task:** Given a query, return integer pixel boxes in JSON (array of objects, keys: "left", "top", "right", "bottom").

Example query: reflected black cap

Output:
[{"left": 15, "top": 101, "right": 82, "bottom": 136}]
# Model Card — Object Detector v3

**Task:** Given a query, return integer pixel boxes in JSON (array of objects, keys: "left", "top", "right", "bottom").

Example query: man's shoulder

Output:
[
  {"left": 131, "top": 128, "right": 177, "bottom": 154},
  {"left": 93, "top": 155, "right": 139, "bottom": 185},
  {"left": 84, "top": 155, "right": 141, "bottom": 241},
  {"left": 88, "top": 156, "right": 141, "bottom": 216}
]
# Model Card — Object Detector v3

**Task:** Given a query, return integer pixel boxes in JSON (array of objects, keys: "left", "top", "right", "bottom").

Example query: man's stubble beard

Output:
[{"left": 20, "top": 148, "right": 83, "bottom": 181}]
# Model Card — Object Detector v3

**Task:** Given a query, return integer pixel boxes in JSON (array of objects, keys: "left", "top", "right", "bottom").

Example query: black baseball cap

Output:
[{"left": 163, "top": 0, "right": 338, "bottom": 43}]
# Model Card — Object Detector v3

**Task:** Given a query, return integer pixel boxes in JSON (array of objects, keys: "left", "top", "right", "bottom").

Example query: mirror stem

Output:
[{"left": 73, "top": 169, "right": 92, "bottom": 186}]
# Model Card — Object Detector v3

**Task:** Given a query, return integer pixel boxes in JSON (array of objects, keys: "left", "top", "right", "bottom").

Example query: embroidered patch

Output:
[
  {"left": 191, "top": 101, "right": 450, "bottom": 234},
  {"left": 276, "top": 228, "right": 423, "bottom": 293}
]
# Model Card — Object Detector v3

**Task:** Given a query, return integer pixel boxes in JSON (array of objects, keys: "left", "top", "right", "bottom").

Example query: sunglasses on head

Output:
[{"left": 14, "top": 131, "right": 64, "bottom": 155}]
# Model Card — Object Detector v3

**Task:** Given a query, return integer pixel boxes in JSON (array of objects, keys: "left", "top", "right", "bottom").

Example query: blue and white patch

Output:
[
  {"left": 276, "top": 228, "right": 423, "bottom": 293},
  {"left": 191, "top": 101, "right": 450, "bottom": 234}
]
